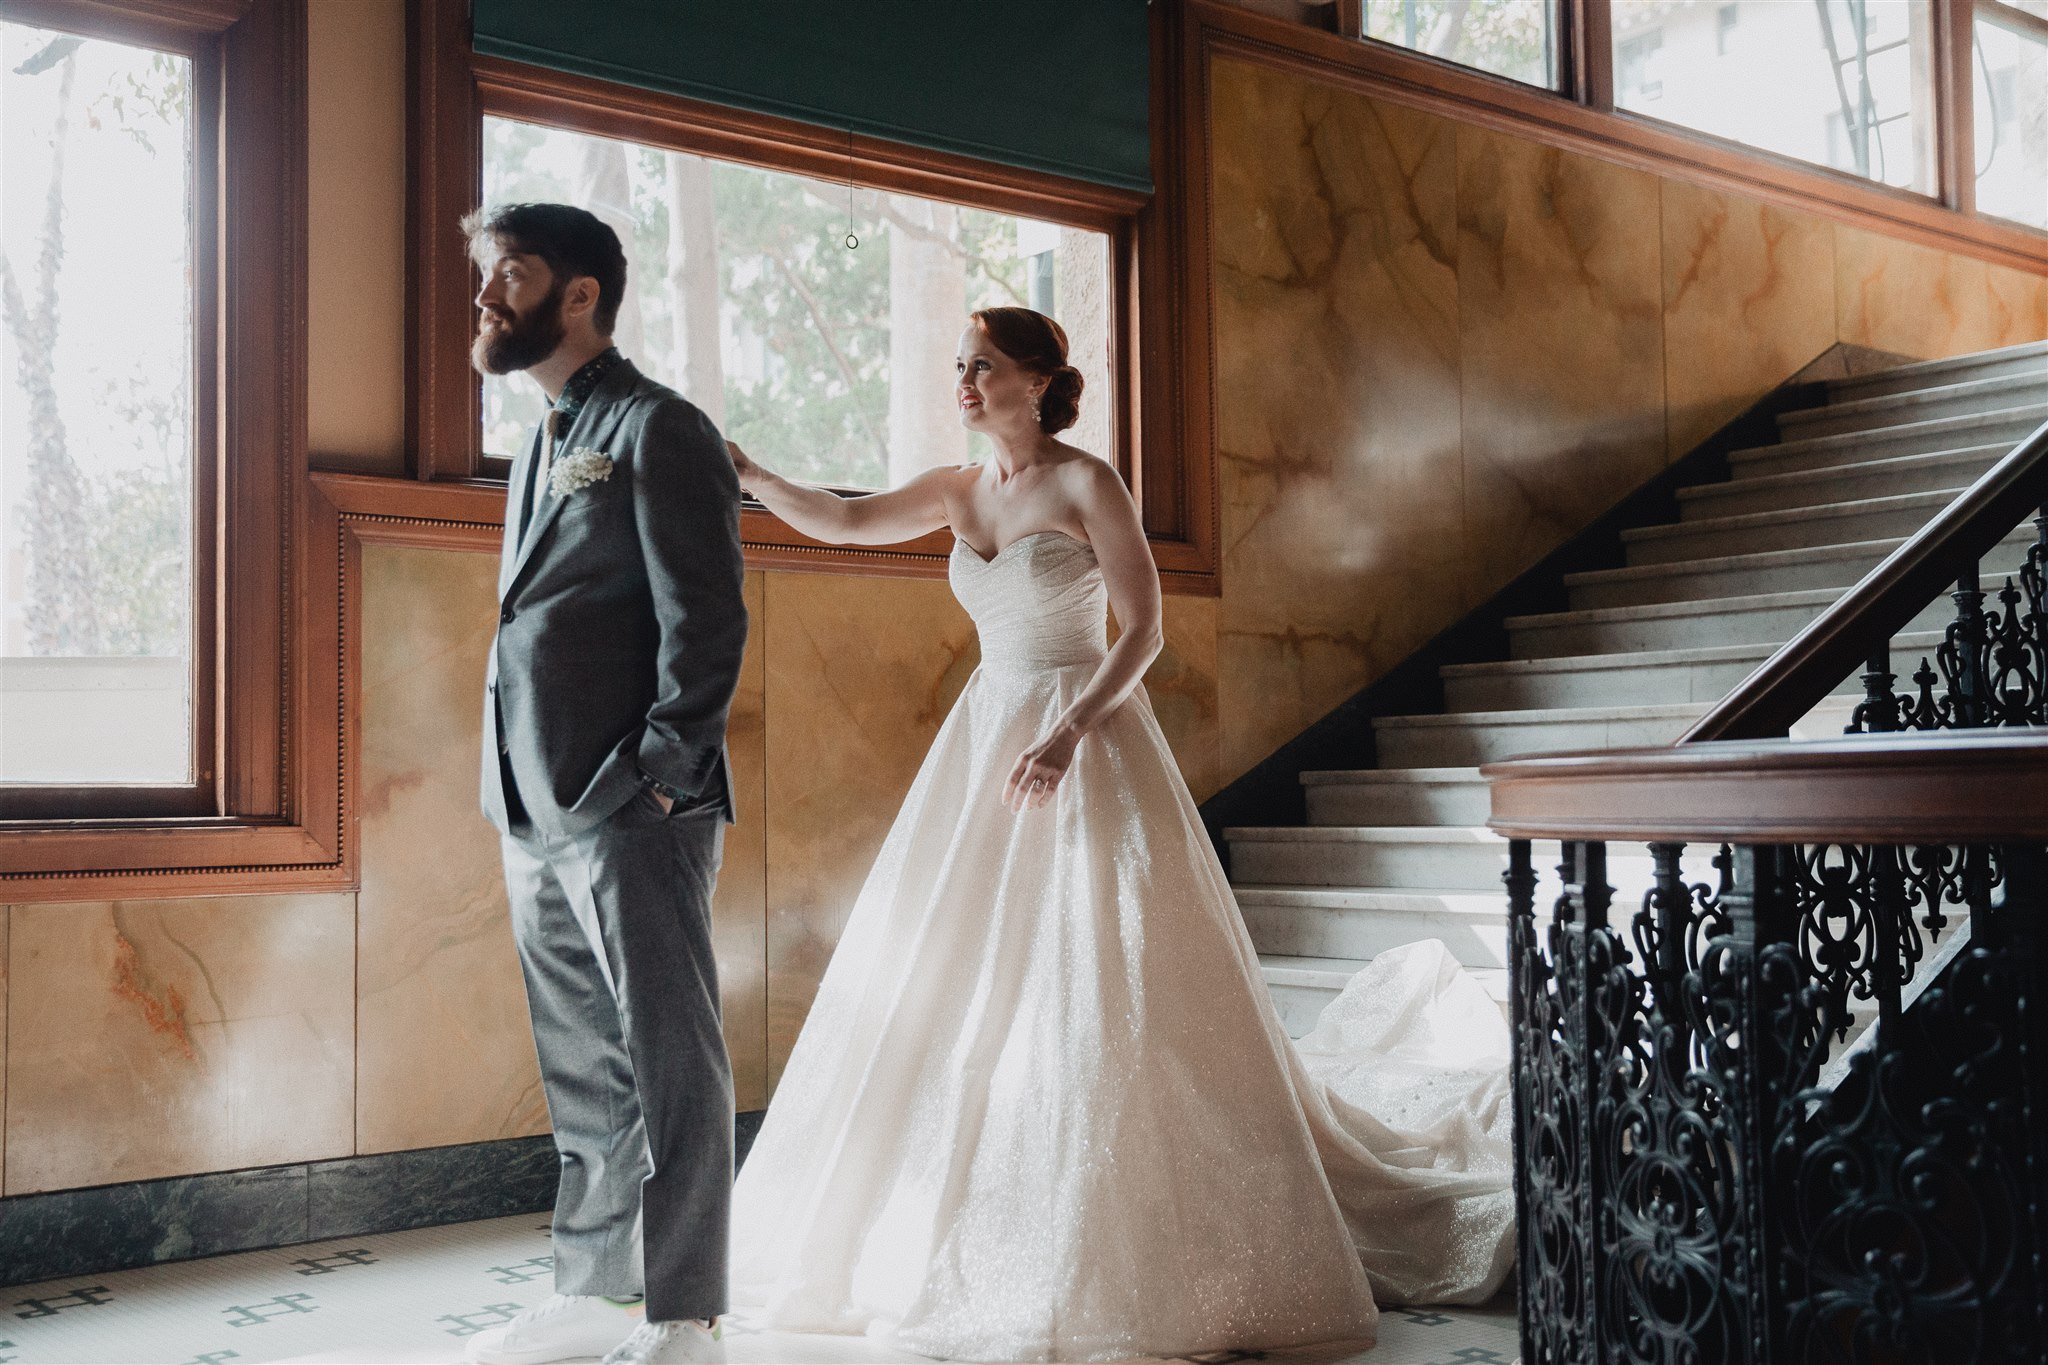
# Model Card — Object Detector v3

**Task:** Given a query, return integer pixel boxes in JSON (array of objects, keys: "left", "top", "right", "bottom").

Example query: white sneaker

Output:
[
  {"left": 601, "top": 1318, "right": 725, "bottom": 1364},
  {"left": 463, "top": 1293, "right": 639, "bottom": 1364}
]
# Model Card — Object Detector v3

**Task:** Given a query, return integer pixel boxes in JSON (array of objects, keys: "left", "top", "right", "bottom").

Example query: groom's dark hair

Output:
[{"left": 463, "top": 202, "right": 629, "bottom": 335}]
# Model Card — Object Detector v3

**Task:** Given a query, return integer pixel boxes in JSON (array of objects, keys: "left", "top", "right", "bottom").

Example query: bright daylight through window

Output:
[
  {"left": 1612, "top": 0, "right": 1934, "bottom": 192},
  {"left": 1361, "top": 0, "right": 1558, "bottom": 89},
  {"left": 1975, "top": 1, "right": 2048, "bottom": 229},
  {"left": 481, "top": 118, "right": 1116, "bottom": 492},
  {"left": 1, "top": 21, "right": 195, "bottom": 786}
]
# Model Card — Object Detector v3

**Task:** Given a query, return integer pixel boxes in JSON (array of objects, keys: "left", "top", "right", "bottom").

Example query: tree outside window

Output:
[
  {"left": 1, "top": 21, "right": 195, "bottom": 786},
  {"left": 480, "top": 118, "right": 1115, "bottom": 493}
]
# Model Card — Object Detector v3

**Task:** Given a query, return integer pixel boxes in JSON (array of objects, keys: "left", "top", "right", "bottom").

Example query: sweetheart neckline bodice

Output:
[{"left": 950, "top": 529, "right": 1095, "bottom": 567}]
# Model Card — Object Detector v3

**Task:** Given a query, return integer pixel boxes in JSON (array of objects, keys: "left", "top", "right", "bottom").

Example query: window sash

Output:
[
  {"left": 1326, "top": 0, "right": 2046, "bottom": 241},
  {"left": 410, "top": 0, "right": 1213, "bottom": 588},
  {"left": 0, "top": 4, "right": 219, "bottom": 820},
  {"left": 0, "top": 0, "right": 316, "bottom": 887}
]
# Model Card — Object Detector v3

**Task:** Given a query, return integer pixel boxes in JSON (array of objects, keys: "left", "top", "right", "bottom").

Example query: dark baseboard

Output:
[
  {"left": 0, "top": 1111, "right": 767, "bottom": 1289},
  {"left": 1197, "top": 378, "right": 1833, "bottom": 863}
]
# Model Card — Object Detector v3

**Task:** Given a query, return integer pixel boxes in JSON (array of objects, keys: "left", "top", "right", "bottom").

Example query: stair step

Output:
[
  {"left": 1826, "top": 340, "right": 2048, "bottom": 404},
  {"left": 1681, "top": 445, "right": 2010, "bottom": 520},
  {"left": 1508, "top": 588, "right": 1955, "bottom": 658},
  {"left": 1687, "top": 444, "right": 2007, "bottom": 523},
  {"left": 1257, "top": 953, "right": 1510, "bottom": 1038},
  {"left": 1226, "top": 825, "right": 1514, "bottom": 891},
  {"left": 1235, "top": 885, "right": 1507, "bottom": 967},
  {"left": 1577, "top": 524, "right": 2036, "bottom": 608},
  {"left": 1726, "top": 404, "right": 2046, "bottom": 478},
  {"left": 1627, "top": 490, "right": 1960, "bottom": 563},
  {"left": 1300, "top": 766, "right": 1490, "bottom": 826},
  {"left": 1440, "top": 636, "right": 1940, "bottom": 711},
  {"left": 1375, "top": 702, "right": 1716, "bottom": 767},
  {"left": 1779, "top": 372, "right": 2048, "bottom": 440}
]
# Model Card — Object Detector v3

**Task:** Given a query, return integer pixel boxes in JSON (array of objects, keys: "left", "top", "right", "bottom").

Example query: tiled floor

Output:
[{"left": 0, "top": 1214, "right": 1520, "bottom": 1365}]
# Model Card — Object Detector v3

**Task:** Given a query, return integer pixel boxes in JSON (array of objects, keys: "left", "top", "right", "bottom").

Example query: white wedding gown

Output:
[{"left": 730, "top": 531, "right": 1514, "bottom": 1362}]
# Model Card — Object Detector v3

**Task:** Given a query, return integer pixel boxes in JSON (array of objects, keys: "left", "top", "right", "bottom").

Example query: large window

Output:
[
  {"left": 1975, "top": 0, "right": 2048, "bottom": 229},
  {"left": 1, "top": 20, "right": 196, "bottom": 788},
  {"left": 1360, "top": 0, "right": 1560, "bottom": 88},
  {"left": 412, "top": 0, "right": 1214, "bottom": 587},
  {"left": 1612, "top": 1, "right": 1934, "bottom": 193},
  {"left": 480, "top": 119, "right": 1116, "bottom": 492},
  {"left": 2, "top": 0, "right": 311, "bottom": 889}
]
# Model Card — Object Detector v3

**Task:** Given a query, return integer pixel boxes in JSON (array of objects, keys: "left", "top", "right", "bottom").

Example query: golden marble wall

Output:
[
  {"left": 1836, "top": 225, "right": 2048, "bottom": 360},
  {"left": 307, "top": 0, "right": 408, "bottom": 475},
  {"left": 1211, "top": 68, "right": 1468, "bottom": 781},
  {"left": 353, "top": 545, "right": 546, "bottom": 1154},
  {"left": 761, "top": 573, "right": 980, "bottom": 1086},
  {"left": 1659, "top": 181, "right": 1837, "bottom": 460},
  {"left": 1206, "top": 53, "right": 2048, "bottom": 786},
  {"left": 5, "top": 896, "right": 356, "bottom": 1194}
]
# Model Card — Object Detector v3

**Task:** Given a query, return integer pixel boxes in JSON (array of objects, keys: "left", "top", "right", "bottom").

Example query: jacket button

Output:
[{"left": 500, "top": 606, "right": 515, "bottom": 623}]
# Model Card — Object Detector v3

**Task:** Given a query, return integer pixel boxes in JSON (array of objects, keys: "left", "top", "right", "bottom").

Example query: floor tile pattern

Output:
[{"left": 1, "top": 1214, "right": 1519, "bottom": 1364}]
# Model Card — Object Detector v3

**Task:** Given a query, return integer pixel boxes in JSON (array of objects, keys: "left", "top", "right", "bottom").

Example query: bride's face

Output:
[{"left": 955, "top": 325, "right": 1045, "bottom": 434}]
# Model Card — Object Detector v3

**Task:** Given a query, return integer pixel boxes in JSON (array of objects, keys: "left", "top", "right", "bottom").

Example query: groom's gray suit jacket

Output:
[{"left": 481, "top": 357, "right": 747, "bottom": 838}]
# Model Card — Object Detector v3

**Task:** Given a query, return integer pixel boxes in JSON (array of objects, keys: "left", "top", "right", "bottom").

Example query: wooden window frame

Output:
[
  {"left": 407, "top": 0, "right": 1218, "bottom": 593},
  {"left": 0, "top": 0, "right": 324, "bottom": 897},
  {"left": 1312, "top": 0, "right": 2047, "bottom": 267}
]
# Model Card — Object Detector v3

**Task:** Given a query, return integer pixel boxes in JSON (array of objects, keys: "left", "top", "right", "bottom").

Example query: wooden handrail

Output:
[
  {"left": 1485, "top": 730, "right": 2048, "bottom": 842},
  {"left": 1682, "top": 416, "right": 2048, "bottom": 742}
]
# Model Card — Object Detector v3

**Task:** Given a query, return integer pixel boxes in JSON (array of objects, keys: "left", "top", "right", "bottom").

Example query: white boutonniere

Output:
[{"left": 548, "top": 446, "right": 615, "bottom": 498}]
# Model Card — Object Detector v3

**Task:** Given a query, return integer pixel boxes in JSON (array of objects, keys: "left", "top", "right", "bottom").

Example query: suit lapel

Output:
[
  {"left": 501, "top": 359, "right": 647, "bottom": 602},
  {"left": 499, "top": 424, "right": 542, "bottom": 602}
]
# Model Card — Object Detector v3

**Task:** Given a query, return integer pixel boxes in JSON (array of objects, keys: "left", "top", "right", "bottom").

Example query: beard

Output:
[{"left": 471, "top": 280, "right": 568, "bottom": 375}]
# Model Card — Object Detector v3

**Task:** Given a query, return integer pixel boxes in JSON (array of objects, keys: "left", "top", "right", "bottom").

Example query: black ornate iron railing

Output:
[
  {"left": 1490, "top": 394, "right": 2048, "bottom": 1363},
  {"left": 1686, "top": 416, "right": 2048, "bottom": 744},
  {"left": 1488, "top": 735, "right": 2048, "bottom": 1365}
]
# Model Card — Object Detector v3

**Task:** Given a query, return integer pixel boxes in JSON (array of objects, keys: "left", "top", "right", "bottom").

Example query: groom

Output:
[{"left": 467, "top": 202, "right": 746, "bottom": 1365}]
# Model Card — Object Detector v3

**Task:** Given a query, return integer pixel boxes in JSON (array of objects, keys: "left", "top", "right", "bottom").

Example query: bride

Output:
[{"left": 725, "top": 306, "right": 1513, "bottom": 1363}]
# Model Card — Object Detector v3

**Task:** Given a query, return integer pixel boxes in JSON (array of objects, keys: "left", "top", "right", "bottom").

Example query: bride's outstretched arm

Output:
[
  {"left": 728, "top": 441, "right": 954, "bottom": 546},
  {"left": 1003, "top": 459, "right": 1164, "bottom": 812}
]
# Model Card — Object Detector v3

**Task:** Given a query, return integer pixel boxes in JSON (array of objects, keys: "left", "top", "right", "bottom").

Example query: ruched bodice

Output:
[{"left": 948, "top": 530, "right": 1107, "bottom": 671}]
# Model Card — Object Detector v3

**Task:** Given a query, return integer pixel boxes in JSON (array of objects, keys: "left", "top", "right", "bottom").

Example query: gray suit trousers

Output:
[{"left": 501, "top": 781, "right": 733, "bottom": 1322}]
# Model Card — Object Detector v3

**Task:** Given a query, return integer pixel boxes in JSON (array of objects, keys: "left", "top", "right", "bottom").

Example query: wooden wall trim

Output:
[
  {"left": 0, "top": 476, "right": 502, "bottom": 905},
  {"left": 2, "top": 0, "right": 250, "bottom": 43},
  {"left": 1190, "top": 0, "right": 2048, "bottom": 274}
]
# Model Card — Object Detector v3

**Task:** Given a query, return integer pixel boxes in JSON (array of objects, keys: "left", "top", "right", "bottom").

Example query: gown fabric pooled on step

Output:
[{"left": 729, "top": 531, "right": 1515, "bottom": 1363}]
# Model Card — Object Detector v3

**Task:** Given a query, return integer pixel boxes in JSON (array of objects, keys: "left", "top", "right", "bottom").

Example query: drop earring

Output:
[{"left": 1030, "top": 392, "right": 1043, "bottom": 422}]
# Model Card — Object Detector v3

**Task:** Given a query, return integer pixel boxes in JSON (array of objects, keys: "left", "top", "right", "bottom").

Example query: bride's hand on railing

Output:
[{"left": 1004, "top": 725, "right": 1080, "bottom": 813}]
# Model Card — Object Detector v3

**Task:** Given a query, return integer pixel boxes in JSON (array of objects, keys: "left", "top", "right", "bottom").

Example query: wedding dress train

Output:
[{"left": 730, "top": 531, "right": 1513, "bottom": 1362}]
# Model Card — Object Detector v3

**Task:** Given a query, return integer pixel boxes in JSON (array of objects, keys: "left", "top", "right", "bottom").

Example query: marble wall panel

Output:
[
  {"left": 763, "top": 574, "right": 978, "bottom": 1087},
  {"left": 1210, "top": 59, "right": 1465, "bottom": 783},
  {"left": 354, "top": 545, "right": 546, "bottom": 1154},
  {"left": 307, "top": 0, "right": 407, "bottom": 474},
  {"left": 1456, "top": 126, "right": 1667, "bottom": 595},
  {"left": 6, "top": 895, "right": 356, "bottom": 1194},
  {"left": 1660, "top": 181, "right": 1837, "bottom": 460},
  {"left": 1149, "top": 595, "right": 1222, "bottom": 803},
  {"left": 720, "top": 572, "right": 771, "bottom": 1110},
  {"left": 1835, "top": 225, "right": 2048, "bottom": 360}
]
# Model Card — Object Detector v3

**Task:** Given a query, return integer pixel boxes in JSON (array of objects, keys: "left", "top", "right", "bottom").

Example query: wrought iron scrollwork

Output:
[{"left": 1510, "top": 838, "right": 2048, "bottom": 1364}]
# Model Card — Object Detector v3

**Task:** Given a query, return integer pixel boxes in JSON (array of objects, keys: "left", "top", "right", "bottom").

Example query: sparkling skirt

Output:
[{"left": 729, "top": 658, "right": 1513, "bottom": 1362}]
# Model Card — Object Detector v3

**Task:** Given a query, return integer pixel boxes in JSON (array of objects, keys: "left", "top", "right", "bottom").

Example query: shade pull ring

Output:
[{"left": 843, "top": 128, "right": 859, "bottom": 250}]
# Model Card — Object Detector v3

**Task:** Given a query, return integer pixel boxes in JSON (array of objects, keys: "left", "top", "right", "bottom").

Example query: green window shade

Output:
[{"left": 471, "top": 2, "right": 1153, "bottom": 193}]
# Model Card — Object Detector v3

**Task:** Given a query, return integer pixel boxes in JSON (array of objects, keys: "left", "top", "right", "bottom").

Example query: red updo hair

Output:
[{"left": 970, "top": 306, "right": 1084, "bottom": 435}]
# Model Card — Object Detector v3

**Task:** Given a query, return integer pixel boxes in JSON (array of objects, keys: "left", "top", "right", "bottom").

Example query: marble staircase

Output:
[{"left": 1230, "top": 340, "right": 2048, "bottom": 1035}]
